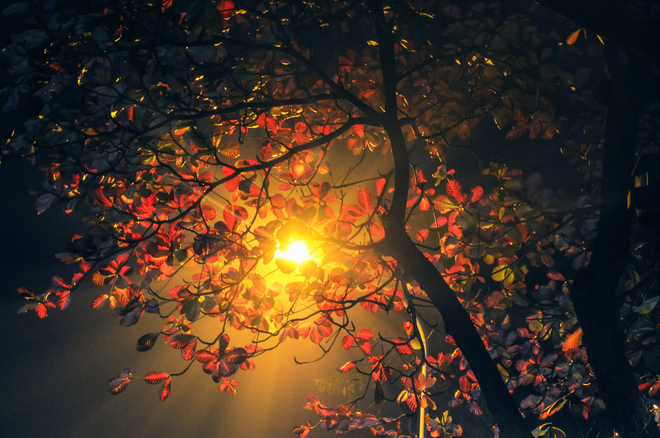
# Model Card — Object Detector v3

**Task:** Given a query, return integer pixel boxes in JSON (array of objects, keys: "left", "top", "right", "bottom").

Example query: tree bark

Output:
[
  {"left": 382, "top": 213, "right": 532, "bottom": 438},
  {"left": 370, "top": 0, "right": 531, "bottom": 433},
  {"left": 571, "top": 44, "right": 660, "bottom": 438}
]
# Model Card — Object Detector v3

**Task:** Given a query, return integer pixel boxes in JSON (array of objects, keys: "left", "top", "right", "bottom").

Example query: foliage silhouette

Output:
[{"left": 4, "top": 0, "right": 660, "bottom": 437}]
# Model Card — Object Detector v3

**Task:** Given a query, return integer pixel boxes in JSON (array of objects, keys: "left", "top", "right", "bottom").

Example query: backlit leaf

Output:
[
  {"left": 136, "top": 333, "right": 160, "bottom": 352},
  {"left": 170, "top": 333, "right": 196, "bottom": 349},
  {"left": 35, "top": 303, "right": 48, "bottom": 319},
  {"left": 145, "top": 372, "right": 170, "bottom": 384},
  {"left": 342, "top": 335, "right": 354, "bottom": 349},
  {"left": 562, "top": 327, "right": 583, "bottom": 353},
  {"left": 219, "top": 347, "right": 248, "bottom": 377},
  {"left": 566, "top": 29, "right": 581, "bottom": 45},
  {"left": 93, "top": 294, "right": 109, "bottom": 309},
  {"left": 446, "top": 180, "right": 467, "bottom": 204},
  {"left": 357, "top": 187, "right": 373, "bottom": 212},
  {"left": 159, "top": 376, "right": 172, "bottom": 401},
  {"left": 356, "top": 329, "right": 373, "bottom": 341},
  {"left": 340, "top": 361, "right": 356, "bottom": 373}
]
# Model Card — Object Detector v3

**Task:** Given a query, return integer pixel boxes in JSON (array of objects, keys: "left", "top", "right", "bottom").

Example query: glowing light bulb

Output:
[{"left": 275, "top": 241, "right": 310, "bottom": 264}]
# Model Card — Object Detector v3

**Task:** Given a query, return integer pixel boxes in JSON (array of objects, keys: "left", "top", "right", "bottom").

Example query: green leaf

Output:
[
  {"left": 529, "top": 319, "right": 543, "bottom": 332},
  {"left": 633, "top": 296, "right": 660, "bottom": 314},
  {"left": 182, "top": 299, "right": 201, "bottom": 322}
]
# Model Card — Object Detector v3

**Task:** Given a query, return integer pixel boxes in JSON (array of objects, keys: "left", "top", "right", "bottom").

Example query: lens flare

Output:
[{"left": 275, "top": 241, "right": 310, "bottom": 264}]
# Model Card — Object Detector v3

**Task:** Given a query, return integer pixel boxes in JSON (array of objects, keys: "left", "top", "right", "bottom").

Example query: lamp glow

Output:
[{"left": 275, "top": 241, "right": 310, "bottom": 264}]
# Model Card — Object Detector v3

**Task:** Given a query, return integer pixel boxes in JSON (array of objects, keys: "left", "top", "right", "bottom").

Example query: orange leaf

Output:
[
  {"left": 566, "top": 29, "right": 581, "bottom": 45},
  {"left": 357, "top": 187, "right": 373, "bottom": 212},
  {"left": 562, "top": 328, "right": 583, "bottom": 353}
]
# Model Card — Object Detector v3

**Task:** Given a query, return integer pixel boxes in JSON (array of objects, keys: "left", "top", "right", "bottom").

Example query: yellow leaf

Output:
[{"left": 275, "top": 258, "right": 297, "bottom": 274}]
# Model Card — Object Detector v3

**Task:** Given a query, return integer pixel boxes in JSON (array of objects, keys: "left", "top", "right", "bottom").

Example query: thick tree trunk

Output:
[
  {"left": 370, "top": 0, "right": 531, "bottom": 433},
  {"left": 571, "top": 45, "right": 660, "bottom": 438},
  {"left": 382, "top": 213, "right": 532, "bottom": 438},
  {"left": 539, "top": 0, "right": 660, "bottom": 60}
]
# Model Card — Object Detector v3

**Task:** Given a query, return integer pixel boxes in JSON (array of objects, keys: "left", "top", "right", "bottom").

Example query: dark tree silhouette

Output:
[{"left": 3, "top": 0, "right": 660, "bottom": 437}]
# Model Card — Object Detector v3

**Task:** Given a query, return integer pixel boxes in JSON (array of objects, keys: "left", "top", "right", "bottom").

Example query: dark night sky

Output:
[{"left": 0, "top": 161, "right": 357, "bottom": 437}]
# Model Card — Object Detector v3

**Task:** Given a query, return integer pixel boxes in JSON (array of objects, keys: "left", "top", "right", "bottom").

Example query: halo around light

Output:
[{"left": 274, "top": 241, "right": 311, "bottom": 265}]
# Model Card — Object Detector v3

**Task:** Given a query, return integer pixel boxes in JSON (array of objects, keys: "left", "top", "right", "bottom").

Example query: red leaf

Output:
[
  {"left": 223, "top": 205, "right": 237, "bottom": 230},
  {"left": 159, "top": 376, "right": 172, "bottom": 401},
  {"left": 340, "top": 361, "right": 356, "bottom": 373},
  {"left": 57, "top": 291, "right": 70, "bottom": 310},
  {"left": 403, "top": 320, "right": 413, "bottom": 336},
  {"left": 469, "top": 402, "right": 483, "bottom": 415},
  {"left": 547, "top": 271, "right": 565, "bottom": 281},
  {"left": 293, "top": 426, "right": 310, "bottom": 438},
  {"left": 216, "top": 0, "right": 234, "bottom": 18},
  {"left": 395, "top": 342, "right": 413, "bottom": 355},
  {"left": 195, "top": 350, "right": 217, "bottom": 364},
  {"left": 92, "top": 294, "right": 109, "bottom": 310},
  {"left": 261, "top": 143, "right": 273, "bottom": 161},
  {"left": 406, "top": 394, "right": 418, "bottom": 411},
  {"left": 446, "top": 180, "right": 467, "bottom": 204},
  {"left": 342, "top": 335, "right": 354, "bottom": 349},
  {"left": 168, "top": 285, "right": 189, "bottom": 301},
  {"left": 357, "top": 187, "right": 373, "bottom": 212},
  {"left": 243, "top": 344, "right": 263, "bottom": 355},
  {"left": 359, "top": 342, "right": 372, "bottom": 354},
  {"left": 201, "top": 205, "right": 216, "bottom": 220},
  {"left": 376, "top": 178, "right": 386, "bottom": 196},
  {"left": 356, "top": 329, "right": 373, "bottom": 341},
  {"left": 170, "top": 333, "right": 196, "bottom": 349},
  {"left": 416, "top": 229, "right": 429, "bottom": 243},
  {"left": 71, "top": 272, "right": 84, "bottom": 286},
  {"left": 459, "top": 375, "right": 472, "bottom": 393},
  {"left": 470, "top": 186, "right": 484, "bottom": 202},
  {"left": 145, "top": 372, "right": 170, "bottom": 384},
  {"left": 51, "top": 276, "right": 69, "bottom": 289},
  {"left": 181, "top": 340, "right": 197, "bottom": 361},
  {"left": 35, "top": 303, "right": 48, "bottom": 319}
]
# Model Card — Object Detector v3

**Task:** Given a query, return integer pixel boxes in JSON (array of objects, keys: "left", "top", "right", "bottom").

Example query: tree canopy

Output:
[{"left": 3, "top": 0, "right": 660, "bottom": 437}]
